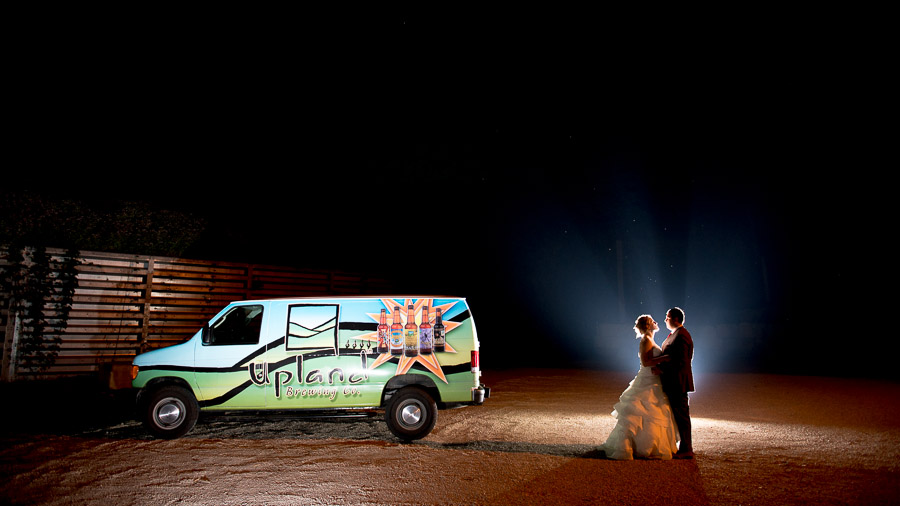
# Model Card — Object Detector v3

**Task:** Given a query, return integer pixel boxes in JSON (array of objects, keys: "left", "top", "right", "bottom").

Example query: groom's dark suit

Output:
[{"left": 660, "top": 326, "right": 694, "bottom": 454}]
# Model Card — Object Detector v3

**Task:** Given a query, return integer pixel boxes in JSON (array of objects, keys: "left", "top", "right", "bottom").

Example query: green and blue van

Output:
[{"left": 131, "top": 296, "right": 488, "bottom": 440}]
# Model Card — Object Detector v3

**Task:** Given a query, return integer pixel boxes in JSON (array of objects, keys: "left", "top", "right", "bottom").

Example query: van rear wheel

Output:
[
  {"left": 385, "top": 387, "right": 437, "bottom": 441},
  {"left": 141, "top": 385, "right": 199, "bottom": 439}
]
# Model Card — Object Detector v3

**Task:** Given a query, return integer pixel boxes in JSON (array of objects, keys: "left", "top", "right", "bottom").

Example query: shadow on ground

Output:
[{"left": 2, "top": 377, "right": 619, "bottom": 462}]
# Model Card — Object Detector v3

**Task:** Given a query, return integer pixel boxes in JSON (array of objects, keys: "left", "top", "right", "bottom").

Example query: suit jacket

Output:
[{"left": 660, "top": 327, "right": 694, "bottom": 393}]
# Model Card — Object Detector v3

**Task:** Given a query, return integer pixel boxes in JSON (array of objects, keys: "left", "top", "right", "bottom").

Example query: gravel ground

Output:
[{"left": 1, "top": 368, "right": 899, "bottom": 505}]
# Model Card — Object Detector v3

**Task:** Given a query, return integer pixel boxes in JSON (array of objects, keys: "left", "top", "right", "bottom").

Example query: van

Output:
[{"left": 131, "top": 296, "right": 489, "bottom": 440}]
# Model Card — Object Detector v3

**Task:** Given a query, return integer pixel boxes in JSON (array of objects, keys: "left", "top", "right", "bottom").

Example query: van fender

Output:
[
  {"left": 136, "top": 376, "right": 196, "bottom": 407},
  {"left": 381, "top": 374, "right": 440, "bottom": 407}
]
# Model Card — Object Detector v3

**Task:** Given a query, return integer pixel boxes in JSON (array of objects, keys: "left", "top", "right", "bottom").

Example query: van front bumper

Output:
[{"left": 472, "top": 384, "right": 490, "bottom": 405}]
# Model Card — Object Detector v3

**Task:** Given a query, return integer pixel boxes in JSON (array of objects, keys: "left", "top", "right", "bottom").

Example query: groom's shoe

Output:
[{"left": 673, "top": 450, "right": 694, "bottom": 459}]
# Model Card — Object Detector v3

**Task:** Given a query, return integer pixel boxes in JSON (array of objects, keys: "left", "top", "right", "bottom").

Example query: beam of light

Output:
[
  {"left": 681, "top": 183, "right": 777, "bottom": 376},
  {"left": 485, "top": 166, "right": 779, "bottom": 375},
  {"left": 494, "top": 198, "right": 623, "bottom": 367}
]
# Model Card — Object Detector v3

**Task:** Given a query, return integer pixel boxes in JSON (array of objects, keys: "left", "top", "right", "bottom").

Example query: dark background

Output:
[{"left": 7, "top": 9, "right": 890, "bottom": 379}]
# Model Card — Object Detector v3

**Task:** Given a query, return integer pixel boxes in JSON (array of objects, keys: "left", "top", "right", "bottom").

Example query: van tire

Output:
[
  {"left": 385, "top": 387, "right": 437, "bottom": 441},
  {"left": 141, "top": 385, "right": 199, "bottom": 439}
]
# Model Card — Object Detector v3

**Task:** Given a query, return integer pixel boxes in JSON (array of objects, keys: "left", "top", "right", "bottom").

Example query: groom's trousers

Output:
[{"left": 667, "top": 390, "right": 692, "bottom": 453}]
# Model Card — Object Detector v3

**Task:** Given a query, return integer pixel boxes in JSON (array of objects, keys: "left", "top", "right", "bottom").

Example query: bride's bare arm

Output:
[
  {"left": 641, "top": 352, "right": 670, "bottom": 367},
  {"left": 639, "top": 338, "right": 671, "bottom": 367}
]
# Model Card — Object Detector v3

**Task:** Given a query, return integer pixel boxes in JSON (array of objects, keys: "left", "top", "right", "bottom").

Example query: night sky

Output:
[{"left": 8, "top": 12, "right": 888, "bottom": 379}]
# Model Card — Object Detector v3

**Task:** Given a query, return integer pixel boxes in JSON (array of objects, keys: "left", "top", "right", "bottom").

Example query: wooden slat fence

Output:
[{"left": 1, "top": 248, "right": 395, "bottom": 380}]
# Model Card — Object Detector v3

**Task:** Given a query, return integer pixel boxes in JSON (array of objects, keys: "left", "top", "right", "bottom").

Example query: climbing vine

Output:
[{"left": 0, "top": 244, "right": 80, "bottom": 374}]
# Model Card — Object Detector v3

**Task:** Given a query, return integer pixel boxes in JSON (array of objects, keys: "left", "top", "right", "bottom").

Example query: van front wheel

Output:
[
  {"left": 141, "top": 385, "right": 199, "bottom": 439},
  {"left": 385, "top": 387, "right": 437, "bottom": 441}
]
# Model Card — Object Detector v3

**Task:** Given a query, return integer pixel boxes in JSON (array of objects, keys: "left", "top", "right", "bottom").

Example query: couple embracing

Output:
[{"left": 600, "top": 307, "right": 694, "bottom": 460}]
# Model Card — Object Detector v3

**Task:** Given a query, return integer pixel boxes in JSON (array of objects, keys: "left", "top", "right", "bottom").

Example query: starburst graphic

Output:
[{"left": 357, "top": 298, "right": 460, "bottom": 383}]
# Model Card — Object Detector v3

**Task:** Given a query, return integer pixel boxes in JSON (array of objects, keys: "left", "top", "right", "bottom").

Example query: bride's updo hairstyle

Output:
[{"left": 633, "top": 314, "right": 653, "bottom": 339}]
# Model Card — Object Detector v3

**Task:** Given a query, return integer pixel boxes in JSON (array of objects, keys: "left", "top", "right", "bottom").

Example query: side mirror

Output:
[{"left": 202, "top": 323, "right": 211, "bottom": 344}]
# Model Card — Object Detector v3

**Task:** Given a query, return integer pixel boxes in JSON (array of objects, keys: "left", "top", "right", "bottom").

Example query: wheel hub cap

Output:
[
  {"left": 400, "top": 404, "right": 422, "bottom": 425},
  {"left": 157, "top": 400, "right": 183, "bottom": 426}
]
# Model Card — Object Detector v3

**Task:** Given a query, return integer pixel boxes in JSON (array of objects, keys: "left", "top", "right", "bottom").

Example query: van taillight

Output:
[{"left": 471, "top": 350, "right": 479, "bottom": 371}]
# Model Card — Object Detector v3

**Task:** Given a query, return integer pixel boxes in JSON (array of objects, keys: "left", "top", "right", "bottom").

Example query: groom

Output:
[{"left": 657, "top": 307, "right": 694, "bottom": 459}]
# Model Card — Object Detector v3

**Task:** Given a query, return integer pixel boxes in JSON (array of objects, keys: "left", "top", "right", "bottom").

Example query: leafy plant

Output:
[{"left": 0, "top": 245, "right": 80, "bottom": 374}]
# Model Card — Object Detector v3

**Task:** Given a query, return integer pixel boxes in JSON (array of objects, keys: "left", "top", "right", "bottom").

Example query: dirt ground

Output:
[{"left": 2, "top": 368, "right": 899, "bottom": 505}]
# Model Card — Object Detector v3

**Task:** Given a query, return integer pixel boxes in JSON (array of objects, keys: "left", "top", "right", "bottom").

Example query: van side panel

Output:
[
  {"left": 134, "top": 297, "right": 480, "bottom": 411},
  {"left": 258, "top": 297, "right": 478, "bottom": 409}
]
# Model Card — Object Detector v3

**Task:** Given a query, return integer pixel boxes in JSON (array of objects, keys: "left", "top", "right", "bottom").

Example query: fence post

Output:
[
  {"left": 246, "top": 264, "right": 254, "bottom": 300},
  {"left": 139, "top": 258, "right": 155, "bottom": 353},
  {"left": 1, "top": 300, "right": 11, "bottom": 381},
  {"left": 2, "top": 310, "right": 21, "bottom": 382}
]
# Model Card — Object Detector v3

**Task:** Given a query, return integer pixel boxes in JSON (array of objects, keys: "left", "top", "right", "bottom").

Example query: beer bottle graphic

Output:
[
  {"left": 390, "top": 306, "right": 403, "bottom": 355},
  {"left": 404, "top": 304, "right": 418, "bottom": 357},
  {"left": 377, "top": 308, "right": 389, "bottom": 354},
  {"left": 433, "top": 308, "right": 446, "bottom": 352},
  {"left": 419, "top": 305, "right": 433, "bottom": 355}
]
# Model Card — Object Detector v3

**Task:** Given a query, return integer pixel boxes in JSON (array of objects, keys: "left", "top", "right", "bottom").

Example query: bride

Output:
[{"left": 600, "top": 314, "right": 680, "bottom": 460}]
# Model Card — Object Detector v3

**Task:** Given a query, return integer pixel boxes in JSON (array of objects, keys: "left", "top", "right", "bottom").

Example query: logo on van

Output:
[{"left": 248, "top": 353, "right": 370, "bottom": 399}]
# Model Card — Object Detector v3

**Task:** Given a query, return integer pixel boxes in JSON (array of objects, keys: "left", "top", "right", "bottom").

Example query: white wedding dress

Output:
[{"left": 601, "top": 347, "right": 680, "bottom": 460}]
